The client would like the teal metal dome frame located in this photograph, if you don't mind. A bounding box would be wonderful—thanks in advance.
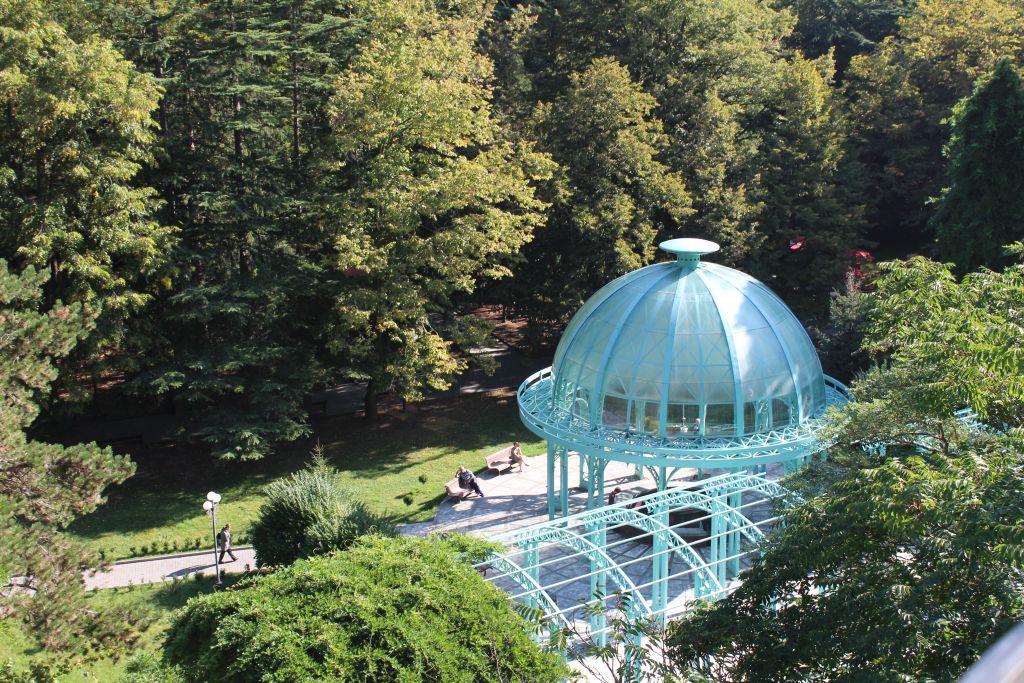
[517,238,851,518]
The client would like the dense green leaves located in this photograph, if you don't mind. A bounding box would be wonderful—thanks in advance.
[845,0,1024,243]
[667,253,1024,681]
[249,456,394,567]
[933,60,1024,271]
[163,536,570,682]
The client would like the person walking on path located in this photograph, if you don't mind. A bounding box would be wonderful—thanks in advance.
[456,466,484,498]
[218,523,238,562]
[509,441,529,472]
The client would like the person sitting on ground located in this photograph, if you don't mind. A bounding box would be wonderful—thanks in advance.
[456,465,484,498]
[509,441,528,472]
[607,486,622,506]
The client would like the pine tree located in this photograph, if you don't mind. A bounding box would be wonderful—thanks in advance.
[0,261,138,659]
[123,0,362,458]
[933,60,1024,272]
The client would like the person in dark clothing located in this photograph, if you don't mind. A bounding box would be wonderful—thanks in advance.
[456,466,484,498]
[608,487,622,506]
[217,523,238,562]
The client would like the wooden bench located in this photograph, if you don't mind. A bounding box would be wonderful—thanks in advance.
[445,478,470,501]
[485,447,514,475]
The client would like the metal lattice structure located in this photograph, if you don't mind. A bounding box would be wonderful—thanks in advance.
[480,472,797,645]
[517,238,851,518]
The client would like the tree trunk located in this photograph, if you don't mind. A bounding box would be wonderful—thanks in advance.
[364,381,378,422]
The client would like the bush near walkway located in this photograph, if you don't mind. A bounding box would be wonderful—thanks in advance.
[250,455,394,567]
[162,535,570,683]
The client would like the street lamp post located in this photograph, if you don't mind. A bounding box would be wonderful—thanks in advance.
[202,491,223,585]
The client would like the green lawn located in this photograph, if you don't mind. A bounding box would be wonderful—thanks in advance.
[69,391,544,560]
[1,576,241,681]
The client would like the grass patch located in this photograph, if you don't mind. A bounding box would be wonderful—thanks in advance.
[1,576,241,681]
[69,391,543,560]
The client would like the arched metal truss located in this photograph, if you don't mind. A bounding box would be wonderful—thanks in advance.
[519,368,849,519]
[479,472,794,648]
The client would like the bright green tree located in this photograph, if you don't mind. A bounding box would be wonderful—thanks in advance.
[933,60,1024,271]
[493,0,863,324]
[0,0,171,399]
[516,57,691,340]
[161,536,571,682]
[326,0,551,418]
[668,252,1024,680]
[0,262,138,660]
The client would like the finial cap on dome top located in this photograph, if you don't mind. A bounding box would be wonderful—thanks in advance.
[659,238,720,266]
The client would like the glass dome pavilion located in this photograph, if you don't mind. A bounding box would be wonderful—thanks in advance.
[517,238,850,518]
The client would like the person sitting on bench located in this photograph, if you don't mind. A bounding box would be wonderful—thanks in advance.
[509,441,529,472]
[456,466,484,498]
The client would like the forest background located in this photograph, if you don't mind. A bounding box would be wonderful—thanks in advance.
[4,0,1024,674]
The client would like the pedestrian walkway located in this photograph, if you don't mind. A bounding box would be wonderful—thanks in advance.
[85,546,256,590]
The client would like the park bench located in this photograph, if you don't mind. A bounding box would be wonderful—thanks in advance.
[484,446,515,475]
[445,478,471,501]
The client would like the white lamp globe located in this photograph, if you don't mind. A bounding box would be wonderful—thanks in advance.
[202,500,213,511]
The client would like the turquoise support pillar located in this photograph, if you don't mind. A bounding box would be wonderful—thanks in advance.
[579,452,588,491]
[727,491,742,578]
[559,445,569,518]
[589,521,608,646]
[546,442,556,520]
[651,503,669,623]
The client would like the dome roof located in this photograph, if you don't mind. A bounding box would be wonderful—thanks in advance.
[551,239,825,439]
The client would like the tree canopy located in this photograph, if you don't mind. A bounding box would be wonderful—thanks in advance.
[161,535,570,682]
[667,252,1024,681]
[933,60,1024,271]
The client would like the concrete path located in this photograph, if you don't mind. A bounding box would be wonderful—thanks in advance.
[85,546,256,590]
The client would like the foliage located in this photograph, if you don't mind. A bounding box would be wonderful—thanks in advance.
[933,60,1024,271]
[670,432,1024,681]
[325,0,552,417]
[515,57,691,339]
[811,274,876,382]
[0,262,138,659]
[546,592,681,683]
[0,0,169,326]
[249,454,394,567]
[487,0,864,327]
[845,0,1024,244]
[162,535,570,682]
[778,0,916,73]
[865,251,1024,427]
[667,253,1024,680]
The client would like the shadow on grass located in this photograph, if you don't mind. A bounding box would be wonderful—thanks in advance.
[69,393,538,541]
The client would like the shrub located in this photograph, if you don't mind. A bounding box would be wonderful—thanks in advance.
[163,536,569,682]
[249,457,394,567]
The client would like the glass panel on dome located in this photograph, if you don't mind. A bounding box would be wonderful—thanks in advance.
[667,404,701,436]
[705,404,735,436]
[744,400,771,434]
[772,397,792,428]
[629,400,660,434]
[571,388,590,420]
[603,395,628,429]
